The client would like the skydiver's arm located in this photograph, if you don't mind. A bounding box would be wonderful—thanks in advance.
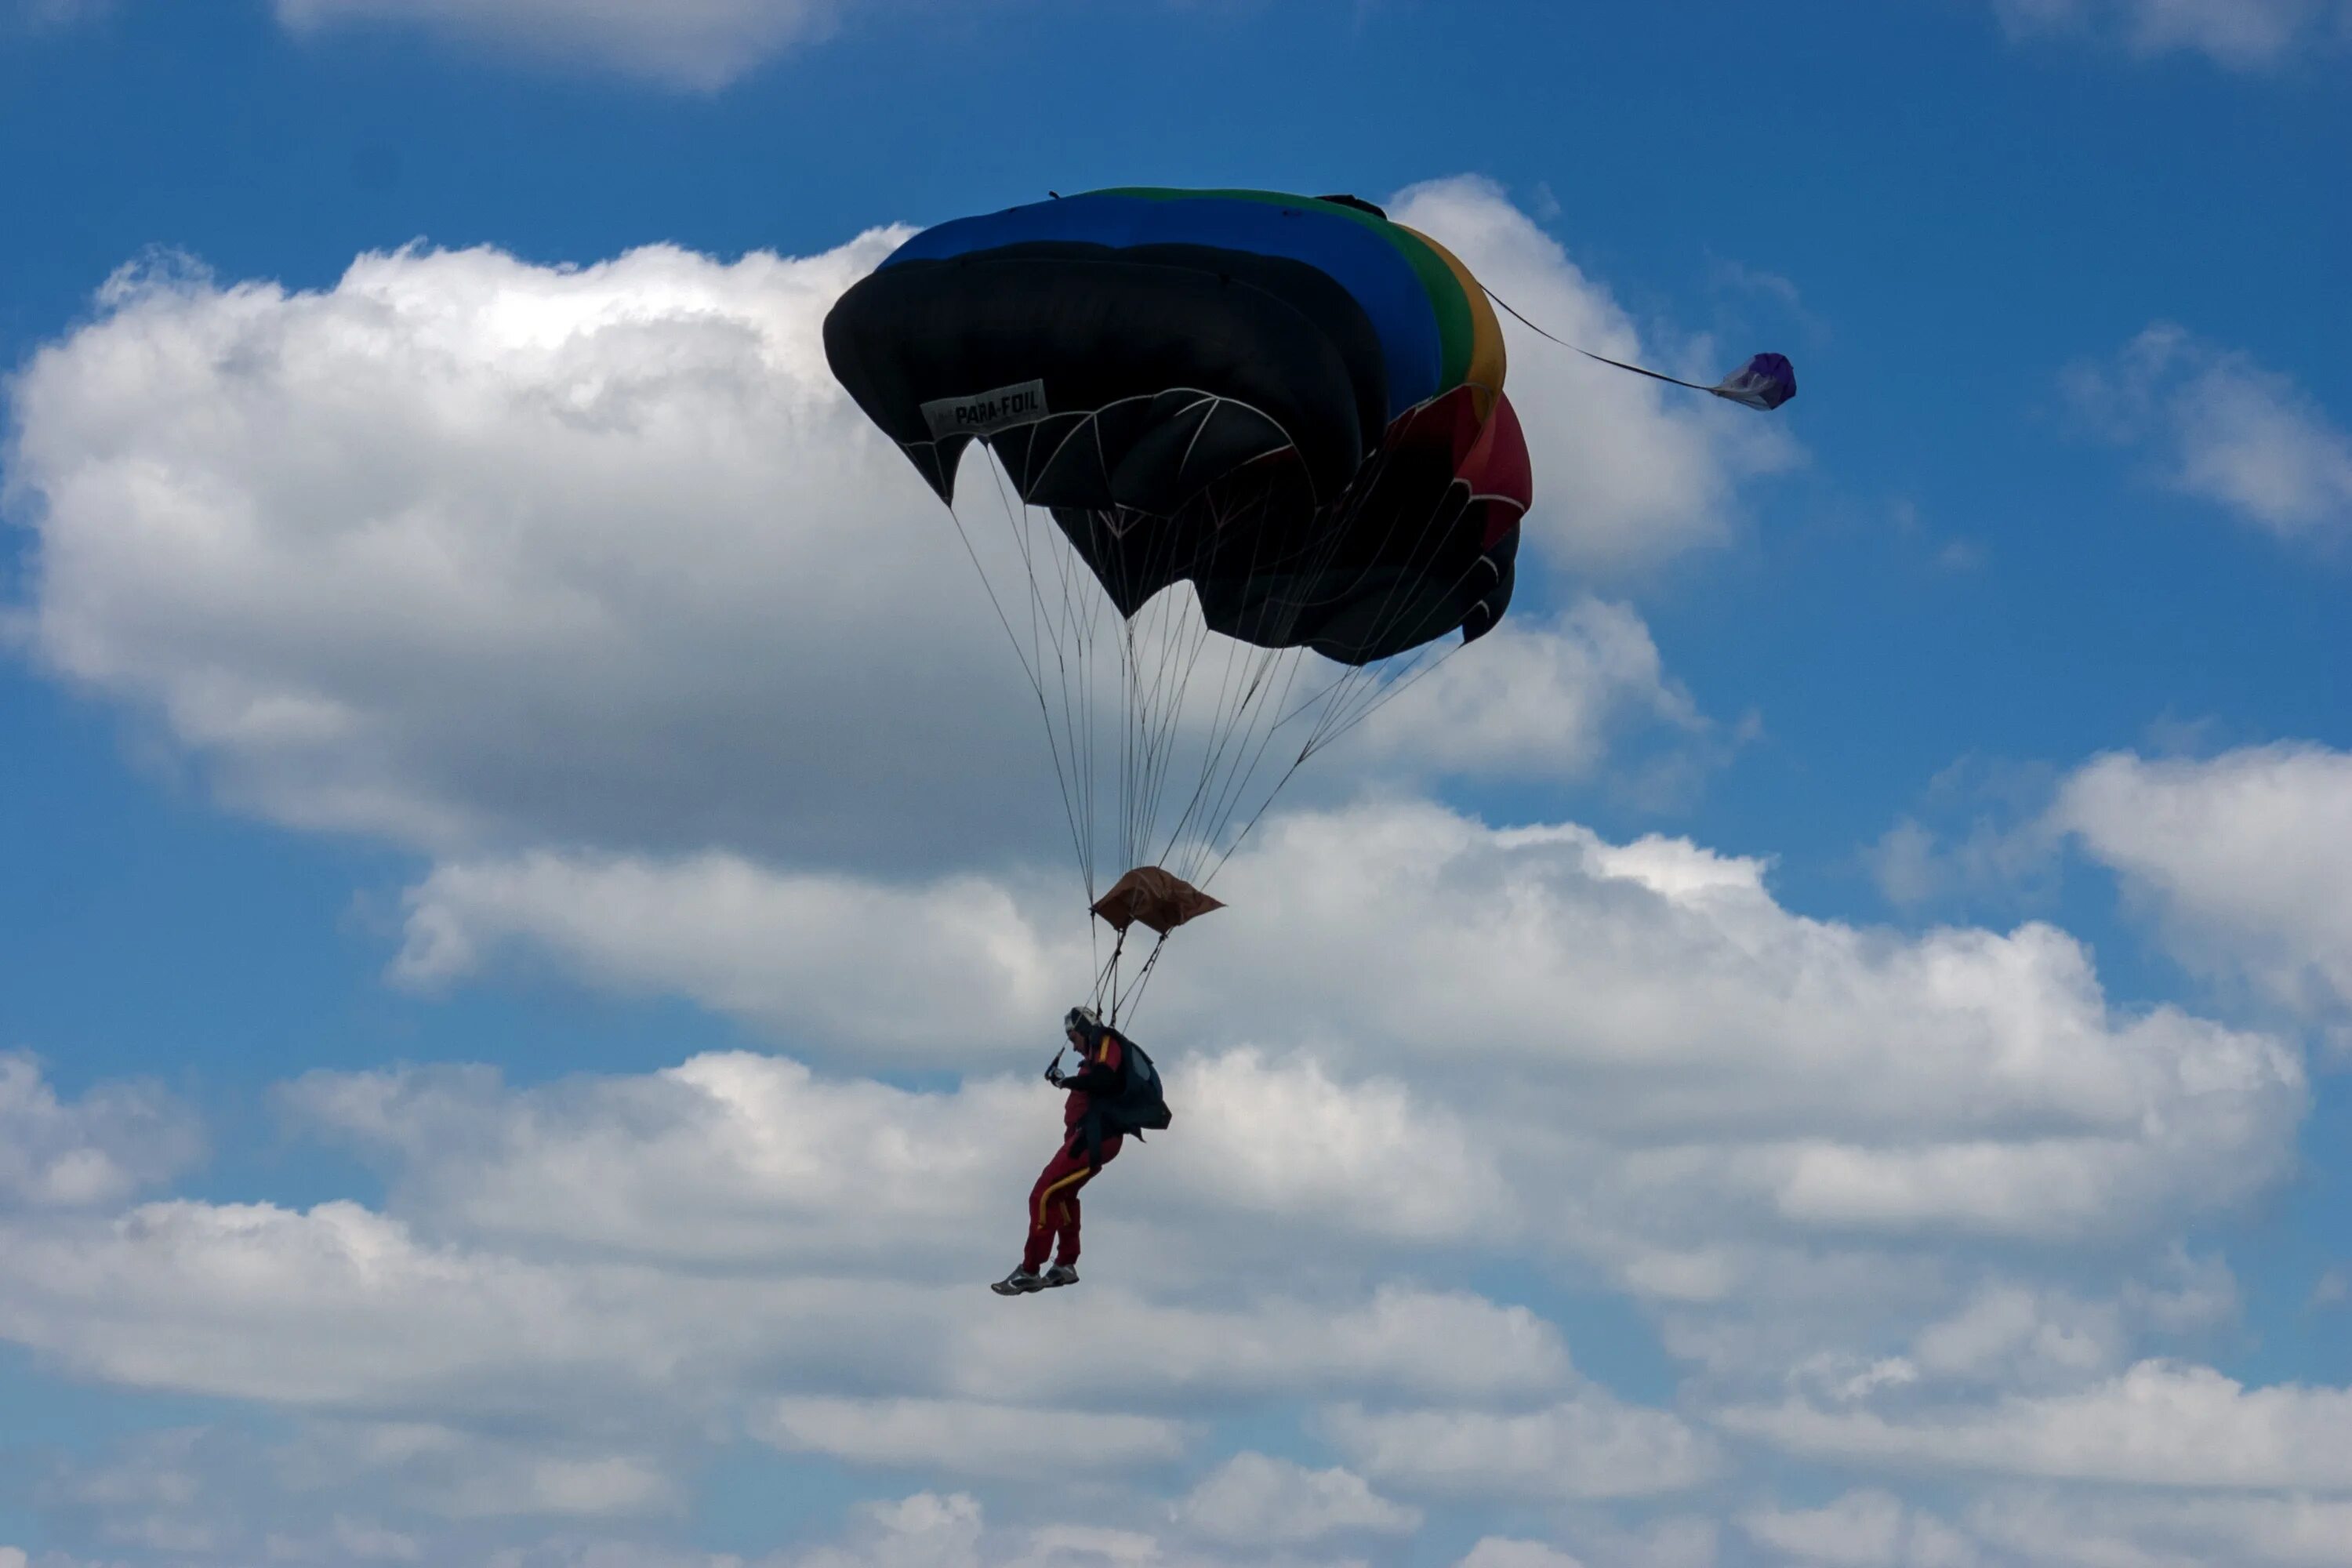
[1057,1058,1120,1094]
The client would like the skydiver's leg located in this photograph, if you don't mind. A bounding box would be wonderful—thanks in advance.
[1051,1134,1121,1269]
[1022,1143,1091,1275]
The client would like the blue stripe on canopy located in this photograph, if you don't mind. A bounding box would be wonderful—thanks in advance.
[880,193,1441,418]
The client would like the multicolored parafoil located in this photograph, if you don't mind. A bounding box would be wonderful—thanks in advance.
[826,187,1530,668]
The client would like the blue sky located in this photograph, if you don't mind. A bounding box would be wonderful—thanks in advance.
[3,2,2350,1566]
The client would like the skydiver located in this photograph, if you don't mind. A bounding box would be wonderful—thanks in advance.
[993,1005,1131,1296]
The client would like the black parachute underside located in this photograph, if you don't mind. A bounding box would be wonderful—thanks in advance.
[827,242,1383,508]
[824,235,1518,666]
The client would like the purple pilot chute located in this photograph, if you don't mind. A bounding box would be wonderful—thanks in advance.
[1711,352,1797,411]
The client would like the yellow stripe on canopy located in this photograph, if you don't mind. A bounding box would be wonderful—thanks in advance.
[1399,226,1507,419]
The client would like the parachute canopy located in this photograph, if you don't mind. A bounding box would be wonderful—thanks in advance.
[824,187,1527,668]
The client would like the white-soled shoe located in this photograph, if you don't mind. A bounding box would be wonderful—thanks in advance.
[1042,1264,1080,1288]
[991,1268,1048,1296]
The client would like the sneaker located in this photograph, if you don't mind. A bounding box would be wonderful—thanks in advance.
[1042,1264,1080,1288]
[990,1268,1048,1296]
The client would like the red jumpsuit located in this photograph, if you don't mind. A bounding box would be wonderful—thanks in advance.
[1022,1030,1126,1274]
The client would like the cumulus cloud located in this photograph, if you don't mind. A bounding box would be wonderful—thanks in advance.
[754,1397,1186,1476]
[1993,0,2352,67]
[0,1197,800,1417]
[1142,806,2300,1270]
[1454,1544,1585,1568]
[30,1419,681,1568]
[389,854,1076,1056]
[2,231,1061,869]
[0,1054,204,1209]
[1969,1490,2352,1567]
[1322,1392,1720,1500]
[2067,325,2352,545]
[1173,1453,1419,1544]
[282,1047,1501,1272]
[2,798,2292,1555]
[1351,598,1710,782]
[285,1422,681,1519]
[273,0,846,89]
[1739,1490,1979,1568]
[789,1491,987,1568]
[0,1185,1568,1433]
[1719,1359,2352,1489]
[379,797,2304,1270]
[2051,744,2352,1027]
[1895,1268,2244,1393]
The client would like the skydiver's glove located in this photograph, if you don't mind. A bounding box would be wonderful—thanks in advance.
[1045,1063,1066,1086]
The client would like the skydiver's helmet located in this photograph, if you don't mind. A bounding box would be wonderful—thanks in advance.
[1065,1005,1102,1043]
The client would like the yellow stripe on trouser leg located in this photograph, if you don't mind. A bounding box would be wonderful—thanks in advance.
[1036,1166,1091,1229]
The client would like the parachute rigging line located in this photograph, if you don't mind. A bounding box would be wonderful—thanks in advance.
[955,437,1484,1029]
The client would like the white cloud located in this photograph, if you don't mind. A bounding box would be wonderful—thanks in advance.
[2067,325,2352,544]
[30,1421,658,1564]
[1865,818,1947,908]
[1454,1543,1584,1568]
[0,1184,1568,1432]
[1149,1050,1497,1243]
[1388,178,1801,573]
[1907,1285,2125,1390]
[283,1051,1033,1265]
[1740,1490,1980,1568]
[3,230,1052,869]
[1994,0,2351,67]
[1174,1453,1419,1544]
[0,1197,795,1414]
[280,1423,683,1519]
[2053,744,2352,1025]
[1970,1490,2352,1568]
[0,1054,204,1210]
[754,1397,1186,1476]
[282,1047,1501,1272]
[273,0,844,89]
[1323,1391,1719,1500]
[1351,598,1710,782]
[793,1492,986,1568]
[389,853,1074,1058]
[378,796,2305,1269]
[946,1284,1573,1410]
[1719,1359,2352,1489]
[1161,804,2303,1263]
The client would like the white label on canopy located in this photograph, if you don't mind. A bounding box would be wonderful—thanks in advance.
[921,379,1051,440]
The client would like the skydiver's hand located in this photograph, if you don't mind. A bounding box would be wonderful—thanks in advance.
[1045,1064,1066,1086]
